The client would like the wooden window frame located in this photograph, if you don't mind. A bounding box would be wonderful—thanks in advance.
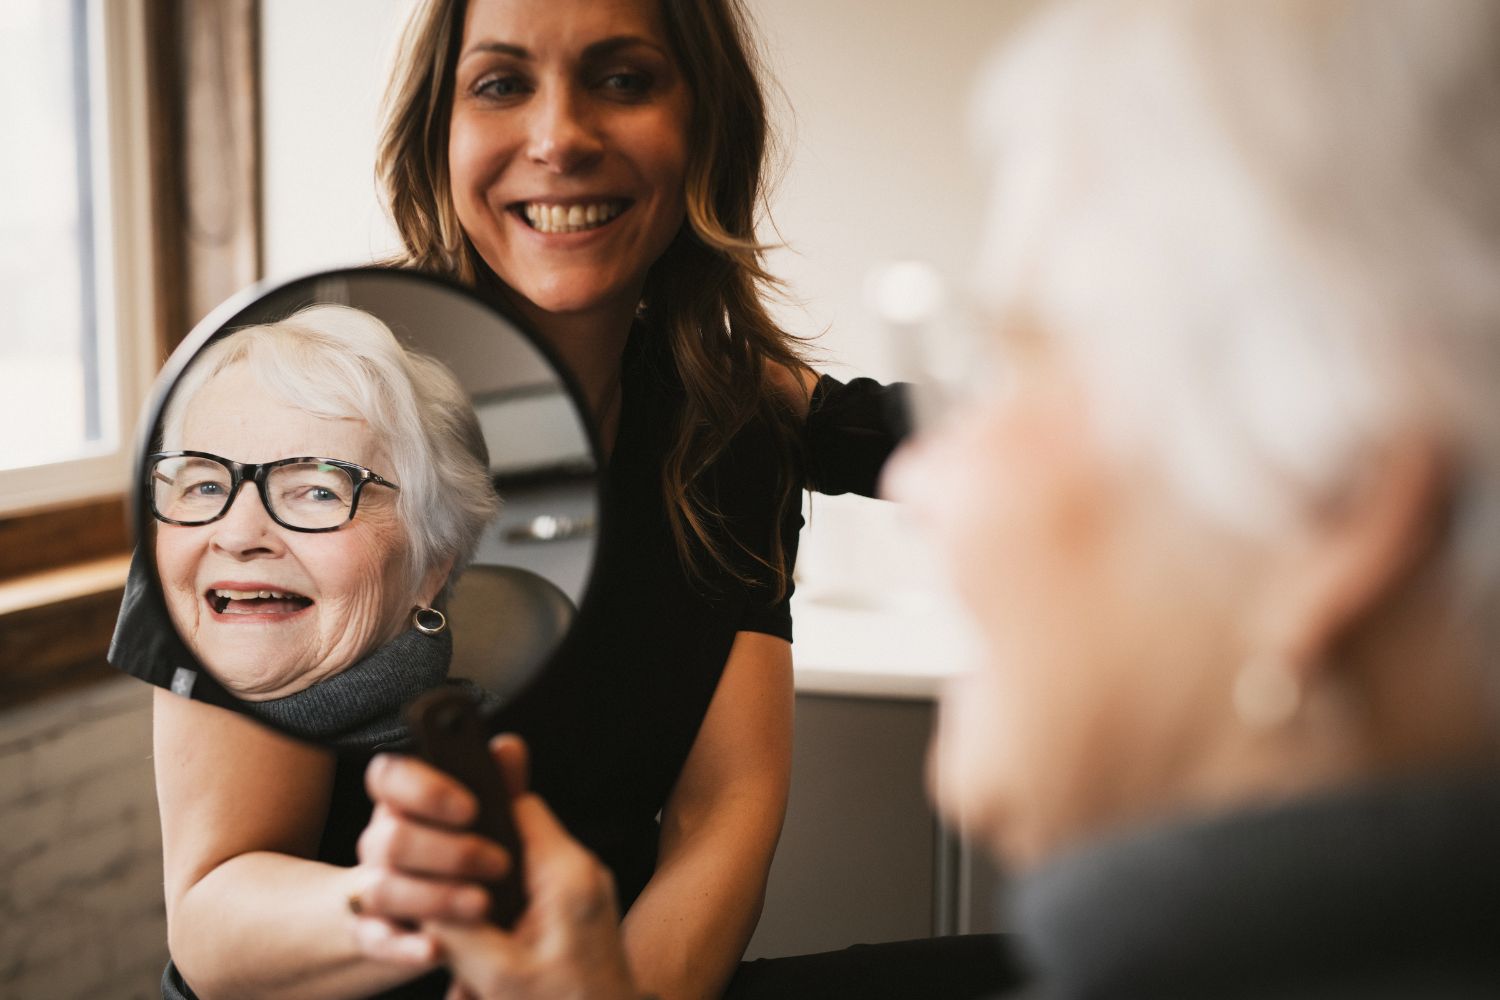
[1,0,261,709]
[0,0,159,523]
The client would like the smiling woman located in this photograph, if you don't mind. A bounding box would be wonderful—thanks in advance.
[149,1,914,998]
[152,382,413,702]
[146,304,498,707]
[381,0,814,578]
[353,4,924,999]
[146,306,495,704]
[446,2,694,323]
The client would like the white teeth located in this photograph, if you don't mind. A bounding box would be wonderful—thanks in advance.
[212,588,302,600]
[522,201,623,234]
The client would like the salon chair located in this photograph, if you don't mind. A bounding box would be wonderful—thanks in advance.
[447,564,576,701]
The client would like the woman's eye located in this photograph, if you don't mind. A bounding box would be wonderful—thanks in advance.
[276,481,344,504]
[600,70,653,97]
[189,481,225,497]
[288,485,345,504]
[474,74,530,100]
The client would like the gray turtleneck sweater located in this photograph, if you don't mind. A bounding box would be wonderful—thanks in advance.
[1008,771,1500,999]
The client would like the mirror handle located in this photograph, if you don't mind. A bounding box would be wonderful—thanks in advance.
[403,688,527,928]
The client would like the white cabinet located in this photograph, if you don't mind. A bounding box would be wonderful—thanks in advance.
[746,691,1007,960]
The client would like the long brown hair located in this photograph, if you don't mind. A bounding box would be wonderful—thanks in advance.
[377,0,811,597]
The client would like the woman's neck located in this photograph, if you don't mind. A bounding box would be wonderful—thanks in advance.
[508,294,636,455]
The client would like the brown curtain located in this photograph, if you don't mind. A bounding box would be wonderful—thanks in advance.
[148,0,262,353]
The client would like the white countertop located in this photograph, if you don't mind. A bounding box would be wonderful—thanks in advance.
[789,591,979,701]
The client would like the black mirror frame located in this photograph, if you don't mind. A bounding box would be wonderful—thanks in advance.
[115,265,607,718]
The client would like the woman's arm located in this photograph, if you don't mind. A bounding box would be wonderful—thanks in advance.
[154,690,475,999]
[617,630,794,1000]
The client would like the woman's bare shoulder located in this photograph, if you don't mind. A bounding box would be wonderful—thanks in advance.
[764,360,819,420]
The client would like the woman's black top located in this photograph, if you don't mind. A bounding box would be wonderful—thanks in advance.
[320,337,909,896]
[301,336,909,999]
[478,326,806,905]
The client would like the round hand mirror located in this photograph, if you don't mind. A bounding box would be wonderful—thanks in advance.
[109,267,601,750]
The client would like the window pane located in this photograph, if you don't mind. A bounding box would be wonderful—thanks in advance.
[0,0,108,473]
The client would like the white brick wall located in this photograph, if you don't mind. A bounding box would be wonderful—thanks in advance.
[1,677,168,999]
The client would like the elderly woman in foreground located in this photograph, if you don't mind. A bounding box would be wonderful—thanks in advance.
[148,304,504,998]
[893,0,1500,993]
[358,0,1500,997]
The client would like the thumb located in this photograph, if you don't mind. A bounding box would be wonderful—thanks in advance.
[487,734,530,799]
[510,793,621,924]
[510,791,573,858]
[443,982,479,1000]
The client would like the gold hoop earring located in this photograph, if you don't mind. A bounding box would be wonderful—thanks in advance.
[1232,653,1303,730]
[412,606,447,636]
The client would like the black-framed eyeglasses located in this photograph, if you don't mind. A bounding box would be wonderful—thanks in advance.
[146,451,400,532]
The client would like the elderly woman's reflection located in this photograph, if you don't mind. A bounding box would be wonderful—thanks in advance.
[151,305,504,996]
[151,305,496,712]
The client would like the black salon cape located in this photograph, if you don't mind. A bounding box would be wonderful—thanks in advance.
[306,344,909,999]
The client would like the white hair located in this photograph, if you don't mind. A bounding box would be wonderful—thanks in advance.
[160,304,500,592]
[973,0,1500,651]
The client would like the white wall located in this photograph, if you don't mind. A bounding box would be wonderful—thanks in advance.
[747,0,1043,602]
[260,0,414,279]
[754,0,1042,379]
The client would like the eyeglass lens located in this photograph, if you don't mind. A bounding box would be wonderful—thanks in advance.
[150,455,359,530]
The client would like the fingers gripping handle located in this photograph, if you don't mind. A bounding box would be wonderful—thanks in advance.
[403,688,526,928]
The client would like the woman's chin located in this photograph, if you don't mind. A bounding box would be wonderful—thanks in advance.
[508,271,638,321]
[201,653,329,702]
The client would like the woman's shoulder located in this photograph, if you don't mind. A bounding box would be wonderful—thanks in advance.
[764,360,819,420]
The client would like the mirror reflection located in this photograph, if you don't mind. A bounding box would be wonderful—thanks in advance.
[113,268,599,744]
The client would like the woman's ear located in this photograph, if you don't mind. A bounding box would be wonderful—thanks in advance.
[1258,431,1449,683]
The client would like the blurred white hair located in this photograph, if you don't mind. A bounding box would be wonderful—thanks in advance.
[973,0,1500,645]
[160,304,500,593]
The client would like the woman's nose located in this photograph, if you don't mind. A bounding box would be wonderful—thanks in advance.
[525,86,604,174]
[208,485,283,557]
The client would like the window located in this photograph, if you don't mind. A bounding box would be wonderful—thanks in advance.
[0,0,156,516]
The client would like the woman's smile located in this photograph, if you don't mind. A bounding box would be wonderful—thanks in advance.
[154,364,417,700]
[204,581,316,619]
[509,197,632,235]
